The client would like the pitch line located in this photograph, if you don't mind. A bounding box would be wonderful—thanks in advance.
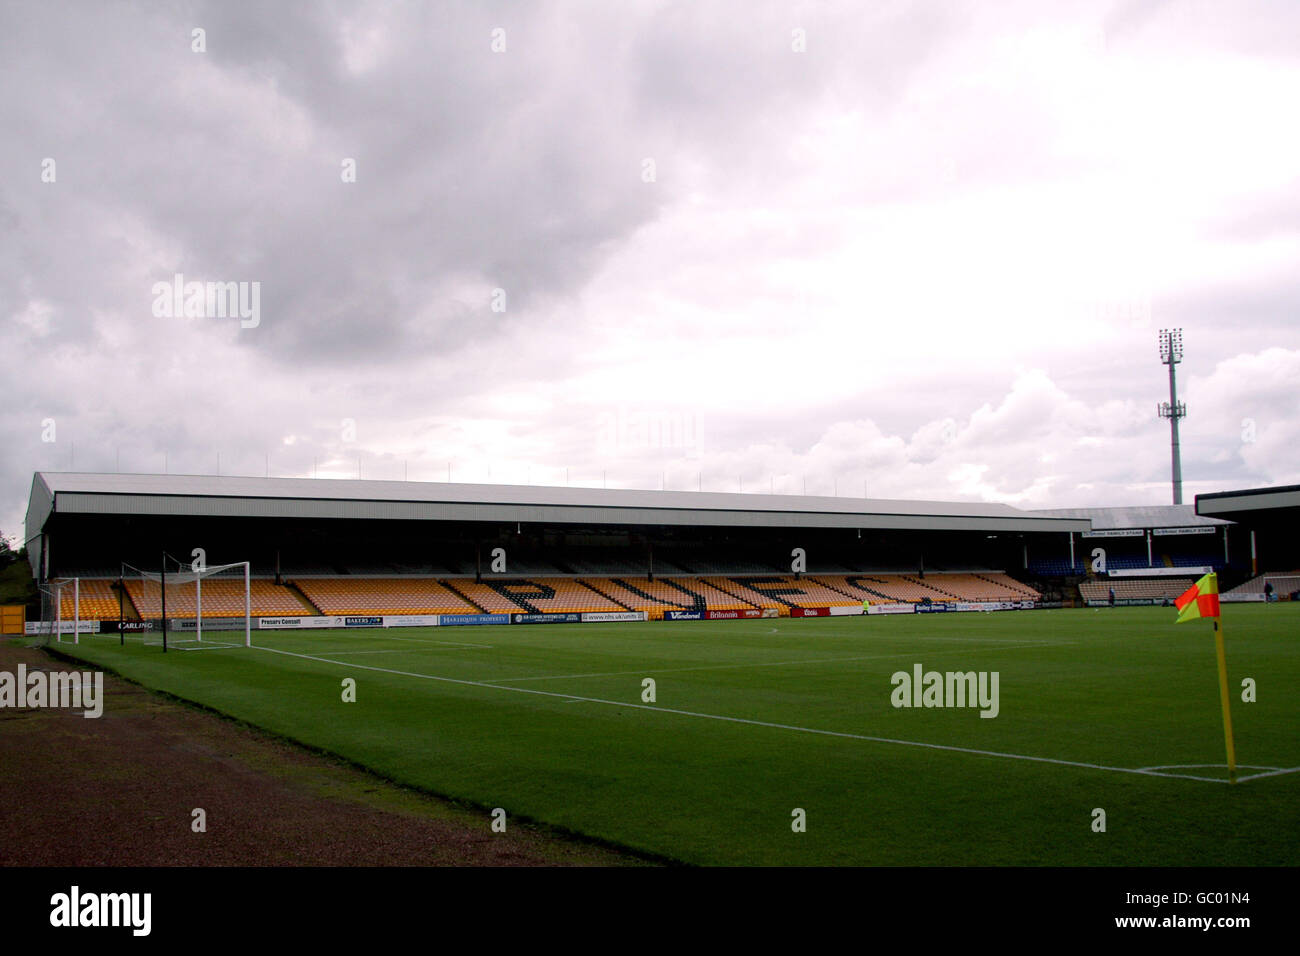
[1234,766,1300,782]
[251,645,1268,785]
[479,640,1063,684]
[1136,764,1300,783]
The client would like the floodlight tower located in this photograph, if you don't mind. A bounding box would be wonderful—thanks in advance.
[1157,328,1186,504]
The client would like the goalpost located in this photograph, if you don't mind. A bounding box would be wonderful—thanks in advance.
[37,578,81,645]
[122,559,251,651]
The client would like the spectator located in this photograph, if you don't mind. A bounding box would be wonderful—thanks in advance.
[1264,581,1274,603]
[1108,587,1115,607]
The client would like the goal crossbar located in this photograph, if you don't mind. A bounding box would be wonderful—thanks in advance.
[39,578,82,645]
[123,560,252,650]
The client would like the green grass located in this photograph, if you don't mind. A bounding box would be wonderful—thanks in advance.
[46,605,1300,865]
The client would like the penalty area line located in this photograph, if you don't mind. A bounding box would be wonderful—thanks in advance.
[252,645,1250,785]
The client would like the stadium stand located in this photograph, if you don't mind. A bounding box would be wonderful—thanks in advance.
[886,572,1037,601]
[1028,558,1084,576]
[803,573,1041,604]
[124,579,315,619]
[577,577,760,617]
[853,575,958,603]
[1223,572,1300,599]
[56,579,129,620]
[936,572,1038,600]
[293,578,478,616]
[486,578,625,614]
[721,576,862,610]
[1077,578,1193,604]
[53,571,1046,622]
[587,577,701,616]
[678,578,762,611]
[444,578,626,614]
[38,473,1300,634]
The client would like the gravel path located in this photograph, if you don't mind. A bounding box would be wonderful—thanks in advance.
[0,639,640,866]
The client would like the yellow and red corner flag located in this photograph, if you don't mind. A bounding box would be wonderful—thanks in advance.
[1174,571,1220,623]
[1173,571,1237,782]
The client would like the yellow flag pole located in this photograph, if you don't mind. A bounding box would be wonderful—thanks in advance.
[1212,618,1237,784]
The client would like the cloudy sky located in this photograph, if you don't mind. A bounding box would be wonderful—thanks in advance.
[3,0,1299,545]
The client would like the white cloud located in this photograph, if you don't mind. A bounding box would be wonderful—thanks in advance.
[4,0,1300,539]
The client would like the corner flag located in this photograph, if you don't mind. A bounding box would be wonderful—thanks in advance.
[1174,572,1220,623]
[1173,571,1236,783]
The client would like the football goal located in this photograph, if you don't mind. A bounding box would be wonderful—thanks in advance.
[37,577,83,644]
[122,558,252,651]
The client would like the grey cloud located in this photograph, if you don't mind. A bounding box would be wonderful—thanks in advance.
[4,0,1300,538]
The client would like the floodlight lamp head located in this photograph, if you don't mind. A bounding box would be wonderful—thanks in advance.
[1158,327,1183,364]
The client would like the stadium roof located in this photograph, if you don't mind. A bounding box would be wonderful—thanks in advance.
[26,472,1090,536]
[1196,484,1300,522]
[1028,504,1230,531]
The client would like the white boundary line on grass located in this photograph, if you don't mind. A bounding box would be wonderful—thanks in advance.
[251,645,1294,785]
[1136,764,1300,783]
[1234,767,1300,782]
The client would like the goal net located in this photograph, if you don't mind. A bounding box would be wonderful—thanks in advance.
[36,578,82,645]
[123,559,251,650]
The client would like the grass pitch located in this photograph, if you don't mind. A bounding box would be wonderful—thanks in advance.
[48,605,1300,865]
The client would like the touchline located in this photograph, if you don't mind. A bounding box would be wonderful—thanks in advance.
[0,664,103,718]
